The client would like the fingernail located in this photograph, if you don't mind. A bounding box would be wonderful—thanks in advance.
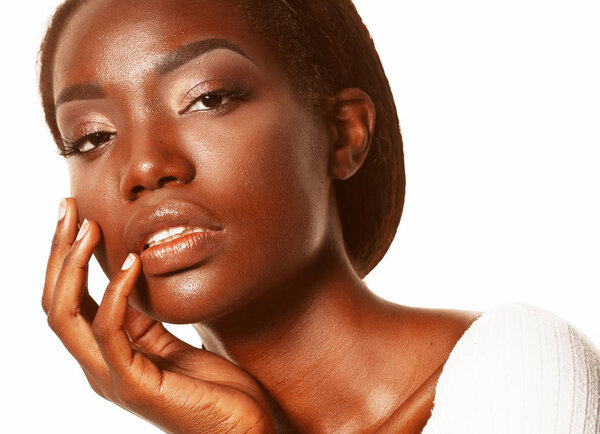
[76,219,90,241]
[58,198,66,221]
[122,253,136,270]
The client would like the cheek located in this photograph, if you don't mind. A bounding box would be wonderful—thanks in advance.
[190,103,328,216]
[68,163,125,275]
[182,101,331,266]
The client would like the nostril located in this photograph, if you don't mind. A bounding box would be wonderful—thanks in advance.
[158,176,179,188]
[126,176,183,200]
[131,185,144,197]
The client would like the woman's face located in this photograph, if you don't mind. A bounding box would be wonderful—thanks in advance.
[53,0,335,323]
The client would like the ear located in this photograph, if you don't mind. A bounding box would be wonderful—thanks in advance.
[328,88,376,180]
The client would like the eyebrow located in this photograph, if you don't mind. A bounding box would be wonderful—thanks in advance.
[55,38,252,107]
[155,38,254,75]
[55,83,105,107]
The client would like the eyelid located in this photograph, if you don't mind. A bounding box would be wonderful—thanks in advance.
[180,78,250,109]
[59,120,117,157]
[64,121,116,142]
[60,131,116,158]
[181,79,228,104]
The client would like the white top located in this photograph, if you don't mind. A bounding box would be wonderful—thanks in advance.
[422,304,600,434]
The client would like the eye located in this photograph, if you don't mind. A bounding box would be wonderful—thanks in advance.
[186,92,231,112]
[61,131,116,156]
[77,132,115,152]
[180,80,250,115]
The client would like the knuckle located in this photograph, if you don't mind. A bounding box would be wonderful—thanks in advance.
[41,296,50,314]
[47,309,78,336]
[48,301,81,331]
[87,380,106,399]
[46,310,64,334]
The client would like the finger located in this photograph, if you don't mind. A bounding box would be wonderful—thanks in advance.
[49,218,99,326]
[42,197,79,313]
[47,218,109,382]
[93,254,148,379]
[124,306,196,356]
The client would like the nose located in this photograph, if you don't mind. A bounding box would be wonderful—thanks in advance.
[119,126,195,201]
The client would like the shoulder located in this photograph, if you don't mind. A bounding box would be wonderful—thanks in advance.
[422,303,600,434]
[446,303,599,367]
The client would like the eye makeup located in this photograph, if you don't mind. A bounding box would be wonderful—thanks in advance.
[165,47,262,116]
[60,121,116,157]
[56,50,261,158]
[179,78,252,115]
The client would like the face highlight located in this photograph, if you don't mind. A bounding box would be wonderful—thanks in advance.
[53,0,337,324]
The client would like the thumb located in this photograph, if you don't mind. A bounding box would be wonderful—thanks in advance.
[124,305,195,355]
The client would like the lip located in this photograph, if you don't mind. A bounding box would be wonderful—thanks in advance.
[124,199,225,276]
[141,229,224,275]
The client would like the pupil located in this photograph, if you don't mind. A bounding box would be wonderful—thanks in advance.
[201,94,223,108]
[90,132,109,145]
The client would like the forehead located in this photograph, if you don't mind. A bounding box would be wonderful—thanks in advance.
[52,0,280,100]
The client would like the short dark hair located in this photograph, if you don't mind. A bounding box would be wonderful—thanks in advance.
[38,0,405,277]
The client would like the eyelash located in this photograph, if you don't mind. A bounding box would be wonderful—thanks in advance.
[180,81,250,115]
[60,131,116,157]
[59,82,250,158]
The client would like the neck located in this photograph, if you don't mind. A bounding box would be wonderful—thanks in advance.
[193,244,406,432]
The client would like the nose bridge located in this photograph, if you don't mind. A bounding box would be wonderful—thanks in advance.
[119,118,195,201]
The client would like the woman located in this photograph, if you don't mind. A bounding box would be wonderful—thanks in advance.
[39,0,600,432]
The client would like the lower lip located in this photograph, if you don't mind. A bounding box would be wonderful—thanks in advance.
[140,230,224,276]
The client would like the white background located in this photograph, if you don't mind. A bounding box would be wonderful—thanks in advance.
[2,1,598,432]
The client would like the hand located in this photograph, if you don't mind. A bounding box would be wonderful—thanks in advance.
[42,198,275,434]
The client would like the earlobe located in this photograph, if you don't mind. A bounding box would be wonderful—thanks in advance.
[328,88,376,180]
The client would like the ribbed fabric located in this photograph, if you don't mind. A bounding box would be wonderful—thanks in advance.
[422,304,600,434]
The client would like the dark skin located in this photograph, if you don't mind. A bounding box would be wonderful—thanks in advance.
[42,1,479,432]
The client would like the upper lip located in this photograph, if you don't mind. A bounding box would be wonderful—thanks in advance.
[124,199,223,254]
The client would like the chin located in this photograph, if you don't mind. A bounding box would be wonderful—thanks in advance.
[130,265,253,325]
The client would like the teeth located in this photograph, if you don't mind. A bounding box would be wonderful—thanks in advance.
[169,227,185,237]
[144,226,207,250]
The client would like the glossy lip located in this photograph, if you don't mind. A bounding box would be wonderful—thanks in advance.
[144,225,210,249]
[141,229,225,276]
[124,199,225,276]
